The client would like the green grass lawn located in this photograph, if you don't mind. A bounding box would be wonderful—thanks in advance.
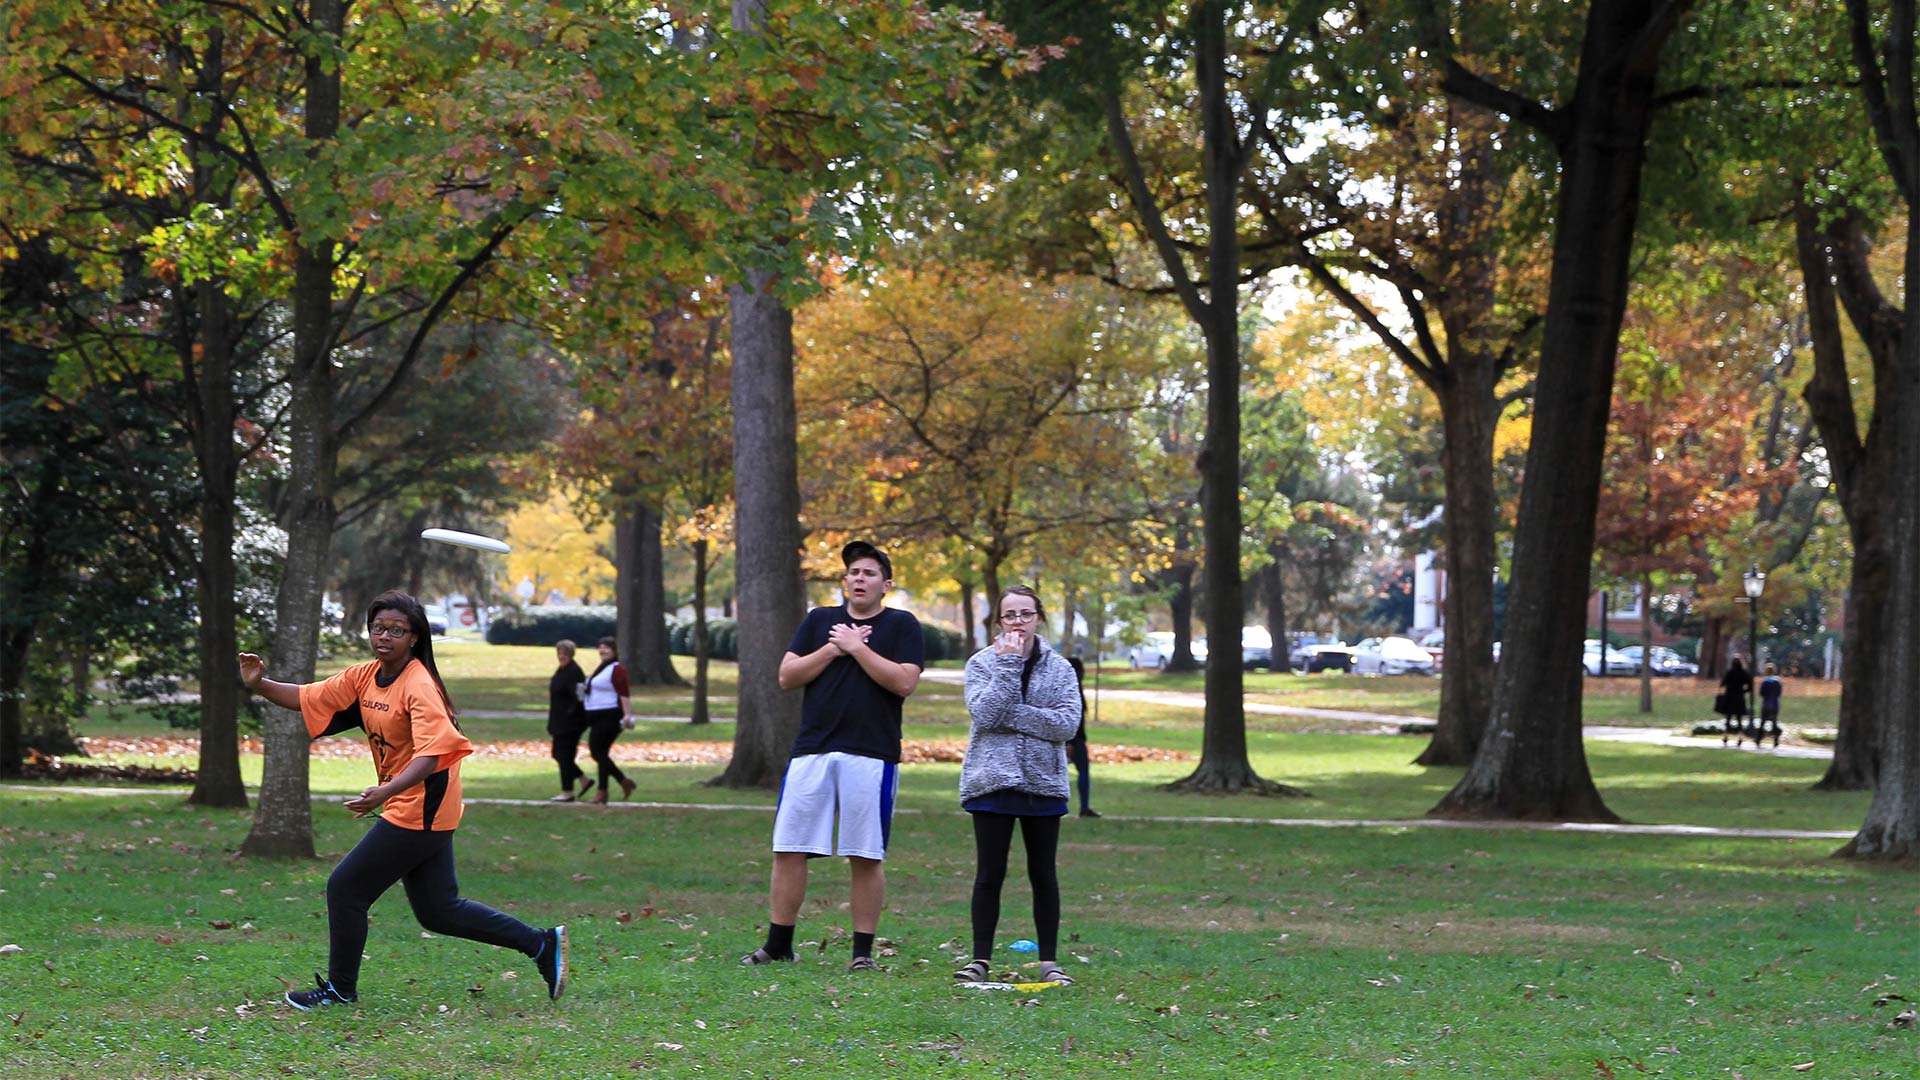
[1,781,1909,1080]
[7,639,1908,1079]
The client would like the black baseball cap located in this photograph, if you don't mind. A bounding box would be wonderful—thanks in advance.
[841,540,892,580]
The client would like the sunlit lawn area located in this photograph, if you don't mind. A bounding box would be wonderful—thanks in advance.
[0,775,1906,1079]
[12,641,1905,1078]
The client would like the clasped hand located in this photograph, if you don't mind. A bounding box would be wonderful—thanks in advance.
[827,622,873,655]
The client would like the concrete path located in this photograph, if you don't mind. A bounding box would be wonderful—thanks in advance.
[0,784,1855,841]
[927,667,1834,760]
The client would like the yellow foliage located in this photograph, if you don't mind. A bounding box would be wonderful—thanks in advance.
[501,489,615,604]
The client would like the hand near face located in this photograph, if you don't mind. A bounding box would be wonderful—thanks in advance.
[993,628,1031,656]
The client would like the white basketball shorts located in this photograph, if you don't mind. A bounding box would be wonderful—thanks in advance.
[770,751,899,861]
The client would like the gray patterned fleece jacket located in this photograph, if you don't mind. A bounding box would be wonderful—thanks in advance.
[958,639,1083,802]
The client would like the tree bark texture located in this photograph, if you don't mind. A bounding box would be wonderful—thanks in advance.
[636,502,685,686]
[1433,0,1684,821]
[690,538,711,725]
[1415,374,1501,766]
[716,268,804,787]
[187,275,247,809]
[1262,558,1286,674]
[240,0,346,857]
[1163,2,1291,795]
[1836,0,1920,858]
[1796,199,1891,792]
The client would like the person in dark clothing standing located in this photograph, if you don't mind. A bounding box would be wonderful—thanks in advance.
[238,590,567,1009]
[1757,663,1784,748]
[741,540,924,972]
[1064,656,1100,818]
[547,640,592,802]
[1719,655,1754,746]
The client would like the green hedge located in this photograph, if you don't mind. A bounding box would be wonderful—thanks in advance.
[485,605,618,646]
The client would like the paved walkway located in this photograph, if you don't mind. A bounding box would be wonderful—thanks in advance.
[0,784,1854,840]
[925,668,1832,759]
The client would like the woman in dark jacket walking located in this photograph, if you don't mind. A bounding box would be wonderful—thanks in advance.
[547,640,592,801]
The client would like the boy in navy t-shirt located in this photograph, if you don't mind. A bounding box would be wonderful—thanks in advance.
[742,540,924,971]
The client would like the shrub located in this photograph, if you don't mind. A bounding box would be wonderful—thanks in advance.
[920,620,966,663]
[485,605,618,646]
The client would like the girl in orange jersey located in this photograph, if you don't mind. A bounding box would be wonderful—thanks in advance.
[239,590,567,1009]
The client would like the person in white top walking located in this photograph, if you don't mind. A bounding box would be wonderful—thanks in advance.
[580,636,634,803]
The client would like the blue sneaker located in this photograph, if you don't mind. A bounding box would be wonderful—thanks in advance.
[536,925,568,1001]
[285,973,355,1010]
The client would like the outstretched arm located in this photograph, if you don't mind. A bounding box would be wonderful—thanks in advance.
[238,652,302,712]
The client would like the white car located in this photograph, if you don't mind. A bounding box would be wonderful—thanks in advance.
[1582,640,1635,676]
[1351,636,1438,675]
[1126,631,1207,669]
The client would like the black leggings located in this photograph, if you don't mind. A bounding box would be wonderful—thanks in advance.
[584,707,629,791]
[325,819,543,997]
[551,720,586,791]
[970,812,1062,961]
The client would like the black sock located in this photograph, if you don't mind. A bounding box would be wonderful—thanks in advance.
[764,922,795,958]
[852,931,875,959]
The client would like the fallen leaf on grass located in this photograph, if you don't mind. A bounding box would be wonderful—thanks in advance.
[466,984,486,995]
[1790,1064,1814,1072]
[693,1019,707,1030]
[1892,1010,1916,1029]
[653,1042,684,1051]
[1594,1060,1616,1080]
[1154,1005,1180,1016]
[208,920,234,930]
[0,944,22,955]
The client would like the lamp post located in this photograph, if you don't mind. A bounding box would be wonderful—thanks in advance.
[1742,566,1766,734]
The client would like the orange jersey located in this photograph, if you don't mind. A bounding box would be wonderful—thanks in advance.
[300,658,473,831]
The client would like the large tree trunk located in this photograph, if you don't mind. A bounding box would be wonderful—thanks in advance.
[1161,558,1197,670]
[1796,198,1889,792]
[690,538,711,725]
[1638,571,1654,713]
[240,0,345,857]
[634,502,685,686]
[714,265,804,788]
[1262,557,1286,673]
[1433,1,1682,821]
[1415,372,1500,765]
[1835,0,1920,858]
[187,277,247,809]
[1160,1,1294,795]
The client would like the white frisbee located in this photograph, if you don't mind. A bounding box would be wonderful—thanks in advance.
[420,528,511,554]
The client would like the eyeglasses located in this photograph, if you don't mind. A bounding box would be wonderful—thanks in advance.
[999,611,1040,624]
[368,624,413,639]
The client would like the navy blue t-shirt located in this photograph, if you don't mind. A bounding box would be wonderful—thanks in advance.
[786,604,925,763]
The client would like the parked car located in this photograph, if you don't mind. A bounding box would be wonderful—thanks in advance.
[1290,639,1356,673]
[1581,639,1636,676]
[1617,644,1699,677]
[1127,631,1207,669]
[424,605,450,637]
[1351,636,1437,676]
[1416,629,1445,669]
[1240,626,1274,670]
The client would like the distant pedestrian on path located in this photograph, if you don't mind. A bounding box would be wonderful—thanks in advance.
[1718,655,1754,746]
[547,640,591,801]
[1756,663,1784,748]
[741,540,924,973]
[237,590,566,1010]
[953,585,1081,987]
[581,636,635,803]
[1065,656,1100,818]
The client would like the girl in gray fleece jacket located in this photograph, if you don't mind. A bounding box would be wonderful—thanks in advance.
[954,585,1082,986]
